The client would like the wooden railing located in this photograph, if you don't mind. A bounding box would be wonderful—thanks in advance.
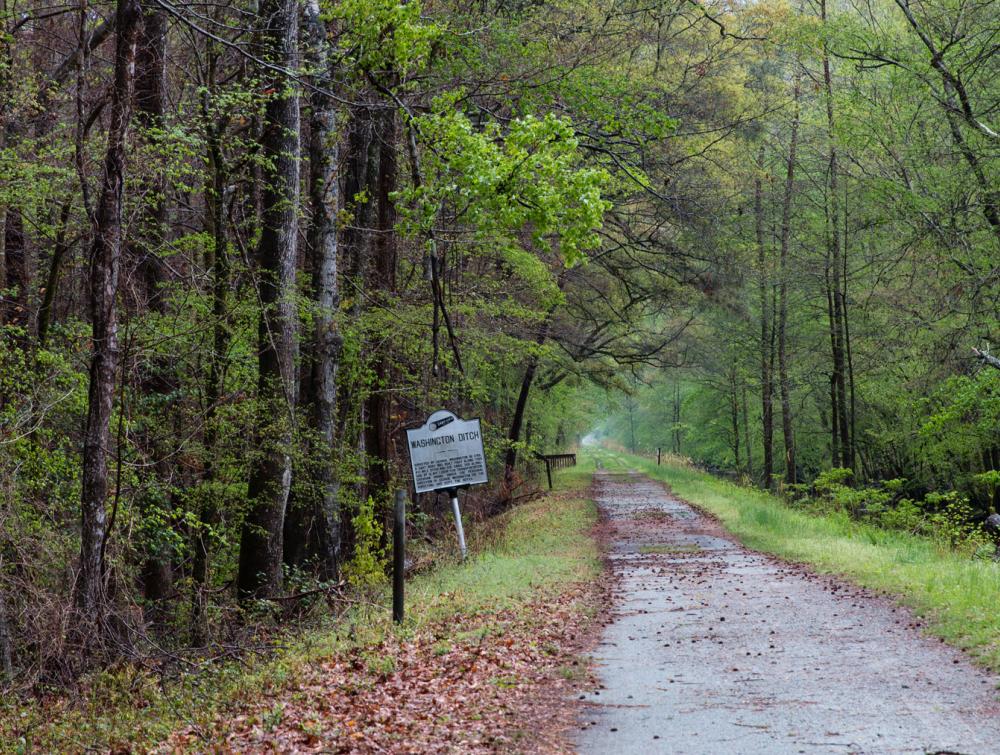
[534,453,577,489]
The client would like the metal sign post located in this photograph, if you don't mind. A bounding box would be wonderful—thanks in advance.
[447,488,468,559]
[406,410,488,561]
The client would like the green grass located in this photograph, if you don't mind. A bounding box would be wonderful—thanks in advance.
[0,466,599,754]
[588,448,1000,671]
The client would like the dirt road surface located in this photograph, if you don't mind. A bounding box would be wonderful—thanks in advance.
[574,472,1000,755]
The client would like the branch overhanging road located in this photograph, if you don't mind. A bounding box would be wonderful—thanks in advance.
[575,471,1000,755]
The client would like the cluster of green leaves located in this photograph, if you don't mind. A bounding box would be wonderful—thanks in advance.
[331,0,441,75]
[401,95,611,273]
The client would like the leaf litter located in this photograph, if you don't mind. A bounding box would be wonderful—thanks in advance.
[165,581,608,753]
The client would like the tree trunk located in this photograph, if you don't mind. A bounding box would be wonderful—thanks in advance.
[134,4,173,624]
[777,76,800,487]
[843,183,858,473]
[296,0,342,581]
[826,278,840,464]
[2,210,28,334]
[742,382,752,478]
[76,0,142,621]
[237,0,300,602]
[821,0,851,470]
[755,145,775,489]
[505,309,556,480]
[365,106,399,520]
[730,368,741,472]
[673,382,682,454]
[191,71,229,642]
[37,202,73,347]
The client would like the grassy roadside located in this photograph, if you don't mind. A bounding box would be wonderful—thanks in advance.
[1,466,600,753]
[590,448,1000,672]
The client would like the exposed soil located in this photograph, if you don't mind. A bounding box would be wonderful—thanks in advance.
[574,471,1000,755]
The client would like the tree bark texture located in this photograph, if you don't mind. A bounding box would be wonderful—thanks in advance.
[77,0,142,619]
[237,0,300,602]
[297,0,342,581]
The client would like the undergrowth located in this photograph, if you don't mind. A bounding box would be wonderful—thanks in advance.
[0,464,598,753]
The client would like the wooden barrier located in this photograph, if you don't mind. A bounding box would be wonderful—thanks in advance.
[534,453,577,489]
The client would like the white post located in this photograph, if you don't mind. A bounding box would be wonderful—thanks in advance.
[450,492,467,559]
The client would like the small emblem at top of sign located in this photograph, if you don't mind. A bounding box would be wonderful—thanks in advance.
[431,415,455,430]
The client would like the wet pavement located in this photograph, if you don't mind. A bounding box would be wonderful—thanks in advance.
[574,471,1000,755]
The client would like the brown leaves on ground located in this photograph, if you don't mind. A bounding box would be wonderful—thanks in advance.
[165,583,606,754]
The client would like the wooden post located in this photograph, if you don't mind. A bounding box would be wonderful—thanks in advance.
[545,458,553,490]
[657,447,661,466]
[392,489,405,623]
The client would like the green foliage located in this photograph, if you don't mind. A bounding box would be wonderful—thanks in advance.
[0,473,599,750]
[331,0,441,75]
[342,497,388,589]
[401,94,612,270]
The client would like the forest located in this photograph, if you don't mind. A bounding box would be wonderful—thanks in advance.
[0,0,998,695]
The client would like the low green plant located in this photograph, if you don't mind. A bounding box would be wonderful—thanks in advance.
[342,496,389,588]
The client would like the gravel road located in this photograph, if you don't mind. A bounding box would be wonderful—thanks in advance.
[574,471,1000,755]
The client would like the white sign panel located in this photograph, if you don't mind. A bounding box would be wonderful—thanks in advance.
[406,410,488,494]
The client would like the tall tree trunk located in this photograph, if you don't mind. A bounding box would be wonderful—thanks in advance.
[777,77,800,487]
[755,144,775,489]
[826,278,840,464]
[289,0,342,581]
[730,368,741,472]
[365,106,399,519]
[134,7,168,311]
[843,182,858,473]
[742,382,752,478]
[37,202,73,347]
[76,0,142,621]
[505,353,543,477]
[237,0,300,602]
[504,307,557,480]
[331,107,377,565]
[133,4,172,623]
[821,0,851,470]
[673,382,682,454]
[191,74,229,642]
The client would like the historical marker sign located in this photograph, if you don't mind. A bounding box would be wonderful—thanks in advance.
[406,410,488,494]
